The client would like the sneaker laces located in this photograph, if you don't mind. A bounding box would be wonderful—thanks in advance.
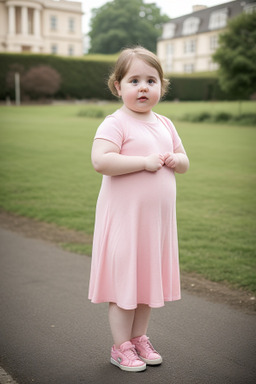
[123,345,140,361]
[141,338,156,353]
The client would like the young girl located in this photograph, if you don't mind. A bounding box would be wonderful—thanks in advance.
[88,46,189,372]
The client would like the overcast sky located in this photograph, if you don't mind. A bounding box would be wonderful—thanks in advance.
[80,0,234,33]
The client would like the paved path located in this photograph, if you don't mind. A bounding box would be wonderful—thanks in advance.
[0,228,255,384]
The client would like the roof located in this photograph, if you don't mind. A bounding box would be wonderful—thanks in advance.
[159,0,256,40]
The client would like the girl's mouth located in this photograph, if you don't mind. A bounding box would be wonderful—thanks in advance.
[138,96,148,101]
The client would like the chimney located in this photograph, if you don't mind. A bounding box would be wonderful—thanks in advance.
[193,5,207,12]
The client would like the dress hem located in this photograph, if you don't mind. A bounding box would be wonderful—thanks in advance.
[88,296,181,310]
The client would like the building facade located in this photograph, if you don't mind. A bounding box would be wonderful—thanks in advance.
[0,0,83,56]
[157,0,256,74]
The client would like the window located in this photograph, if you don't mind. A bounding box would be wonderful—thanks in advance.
[166,60,173,73]
[184,63,194,73]
[210,35,218,51]
[166,43,174,56]
[244,3,256,14]
[22,46,31,52]
[166,43,174,72]
[184,39,196,54]
[51,44,58,54]
[182,17,200,35]
[68,18,75,32]
[162,23,176,39]
[209,9,228,30]
[50,15,57,31]
[68,45,74,56]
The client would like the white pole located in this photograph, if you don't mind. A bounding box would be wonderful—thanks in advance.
[15,72,20,106]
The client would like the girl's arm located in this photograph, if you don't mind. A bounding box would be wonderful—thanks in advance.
[92,139,164,176]
[164,144,189,174]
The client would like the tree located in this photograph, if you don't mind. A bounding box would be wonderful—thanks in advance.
[89,0,169,54]
[213,11,256,101]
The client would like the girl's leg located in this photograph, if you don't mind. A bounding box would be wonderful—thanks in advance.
[131,305,162,365]
[131,304,151,339]
[108,303,151,347]
[108,303,135,348]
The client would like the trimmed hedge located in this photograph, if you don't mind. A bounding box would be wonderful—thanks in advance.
[0,53,116,101]
[0,53,232,101]
[164,76,230,101]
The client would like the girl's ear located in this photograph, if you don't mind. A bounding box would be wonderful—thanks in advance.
[114,81,122,96]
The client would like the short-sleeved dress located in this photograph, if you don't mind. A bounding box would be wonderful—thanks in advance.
[88,109,182,310]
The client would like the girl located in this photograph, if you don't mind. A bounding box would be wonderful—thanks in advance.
[88,46,189,372]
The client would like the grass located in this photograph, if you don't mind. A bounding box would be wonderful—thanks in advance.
[174,123,255,291]
[156,100,256,121]
[0,101,255,292]
[77,100,256,125]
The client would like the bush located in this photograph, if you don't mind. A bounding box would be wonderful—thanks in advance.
[7,65,61,99]
[214,112,232,122]
[178,111,256,126]
[0,53,115,101]
[234,113,256,126]
[77,107,105,118]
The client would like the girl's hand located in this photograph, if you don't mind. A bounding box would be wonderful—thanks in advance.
[145,154,164,172]
[163,152,179,169]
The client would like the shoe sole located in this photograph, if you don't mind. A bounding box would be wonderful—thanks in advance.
[110,358,146,372]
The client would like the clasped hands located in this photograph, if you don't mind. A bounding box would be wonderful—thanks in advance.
[145,152,179,172]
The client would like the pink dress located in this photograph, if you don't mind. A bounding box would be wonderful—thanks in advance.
[88,109,182,310]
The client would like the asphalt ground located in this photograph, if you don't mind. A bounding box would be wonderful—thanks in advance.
[0,228,255,384]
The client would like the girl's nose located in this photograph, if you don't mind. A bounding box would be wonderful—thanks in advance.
[139,82,149,92]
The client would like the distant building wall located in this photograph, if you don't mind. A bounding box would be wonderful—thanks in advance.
[0,0,83,56]
[157,0,256,73]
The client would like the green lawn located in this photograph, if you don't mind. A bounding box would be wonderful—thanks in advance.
[0,102,255,292]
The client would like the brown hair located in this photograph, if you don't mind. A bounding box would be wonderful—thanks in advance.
[108,46,169,98]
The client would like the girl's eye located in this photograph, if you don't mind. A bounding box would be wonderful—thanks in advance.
[148,79,155,84]
[131,79,138,84]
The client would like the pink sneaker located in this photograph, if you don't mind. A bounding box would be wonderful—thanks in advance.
[111,341,146,372]
[131,335,163,365]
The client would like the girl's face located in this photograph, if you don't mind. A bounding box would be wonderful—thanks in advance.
[114,58,161,116]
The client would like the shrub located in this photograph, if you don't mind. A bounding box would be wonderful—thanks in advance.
[214,112,232,122]
[179,112,211,122]
[77,107,105,118]
[234,113,256,126]
[6,65,61,99]
[22,66,61,98]
[177,112,256,126]
[0,53,115,101]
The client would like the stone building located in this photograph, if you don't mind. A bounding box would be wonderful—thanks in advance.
[157,0,256,74]
[0,0,83,56]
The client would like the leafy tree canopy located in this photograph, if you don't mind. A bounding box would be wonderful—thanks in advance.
[89,0,169,54]
[213,11,256,99]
